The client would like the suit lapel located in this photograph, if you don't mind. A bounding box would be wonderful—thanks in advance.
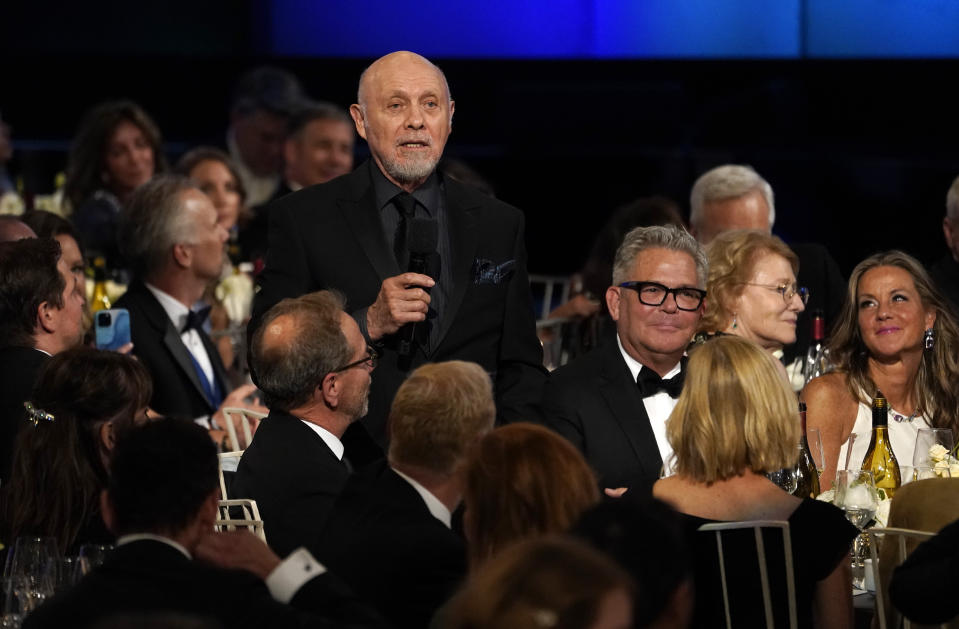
[598,343,664,479]
[430,180,479,355]
[341,164,398,284]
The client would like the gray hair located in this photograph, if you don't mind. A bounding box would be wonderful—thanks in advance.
[287,101,352,139]
[689,164,775,231]
[611,225,708,288]
[250,291,351,413]
[117,175,200,279]
[947,174,959,221]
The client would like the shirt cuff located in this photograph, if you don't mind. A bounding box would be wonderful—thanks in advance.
[265,547,327,603]
[194,415,214,430]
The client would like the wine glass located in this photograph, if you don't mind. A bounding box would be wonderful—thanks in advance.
[842,432,870,473]
[76,545,112,577]
[807,427,825,479]
[2,536,58,623]
[912,428,955,472]
[836,470,879,591]
[767,465,799,494]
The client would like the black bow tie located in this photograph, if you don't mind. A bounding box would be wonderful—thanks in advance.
[636,364,685,398]
[181,306,211,334]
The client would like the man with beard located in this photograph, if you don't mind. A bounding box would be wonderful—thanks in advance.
[232,290,375,556]
[251,51,545,449]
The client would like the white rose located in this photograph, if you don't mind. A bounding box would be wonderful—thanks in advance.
[949,464,959,478]
[929,444,949,462]
[874,499,891,528]
[817,489,836,503]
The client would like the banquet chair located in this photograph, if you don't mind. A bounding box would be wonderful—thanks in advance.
[221,407,266,452]
[218,451,243,500]
[528,274,571,320]
[216,498,266,542]
[698,520,798,629]
[867,527,944,629]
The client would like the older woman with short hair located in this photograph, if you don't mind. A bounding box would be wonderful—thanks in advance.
[655,335,855,629]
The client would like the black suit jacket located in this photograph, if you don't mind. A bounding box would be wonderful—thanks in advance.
[115,280,230,419]
[23,539,387,629]
[231,410,350,557]
[540,340,664,492]
[315,461,467,629]
[250,161,546,445]
[0,346,48,481]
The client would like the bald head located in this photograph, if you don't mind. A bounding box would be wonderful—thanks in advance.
[0,216,37,242]
[357,51,451,110]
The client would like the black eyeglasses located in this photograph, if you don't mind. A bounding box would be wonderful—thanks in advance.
[618,281,707,311]
[332,345,379,373]
[743,282,810,305]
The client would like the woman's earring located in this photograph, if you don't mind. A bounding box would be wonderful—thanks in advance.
[924,328,935,350]
[732,314,738,330]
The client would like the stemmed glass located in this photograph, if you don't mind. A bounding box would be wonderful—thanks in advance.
[836,470,879,590]
[767,466,799,494]
[807,427,825,481]
[76,544,112,578]
[912,428,955,472]
[2,536,58,625]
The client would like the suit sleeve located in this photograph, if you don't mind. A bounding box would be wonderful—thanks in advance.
[494,211,548,425]
[538,372,585,451]
[889,518,959,624]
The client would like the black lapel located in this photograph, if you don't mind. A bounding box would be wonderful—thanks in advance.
[598,343,665,479]
[340,163,399,283]
[431,179,479,354]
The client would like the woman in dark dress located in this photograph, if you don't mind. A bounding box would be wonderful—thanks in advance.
[653,335,857,629]
[0,348,152,555]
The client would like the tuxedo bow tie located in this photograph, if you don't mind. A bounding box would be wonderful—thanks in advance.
[181,306,211,334]
[636,365,685,398]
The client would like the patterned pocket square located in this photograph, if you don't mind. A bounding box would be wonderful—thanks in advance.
[471,258,515,285]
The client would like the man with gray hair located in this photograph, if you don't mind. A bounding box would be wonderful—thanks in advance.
[689,164,845,362]
[116,175,266,436]
[541,225,707,493]
[251,50,544,449]
[930,174,959,317]
[232,290,376,556]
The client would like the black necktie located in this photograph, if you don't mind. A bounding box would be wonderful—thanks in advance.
[636,365,685,398]
[392,192,417,268]
[181,306,211,334]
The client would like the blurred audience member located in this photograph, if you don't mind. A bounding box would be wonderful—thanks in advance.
[65,100,166,268]
[541,225,706,493]
[930,174,959,318]
[21,209,86,287]
[227,66,305,206]
[115,176,265,442]
[0,348,151,554]
[0,215,35,242]
[234,291,378,556]
[805,251,959,485]
[573,498,693,629]
[463,423,599,569]
[24,418,388,629]
[175,146,248,235]
[697,229,806,364]
[443,536,634,629]
[0,237,85,478]
[655,335,856,629]
[690,164,845,363]
[316,360,495,629]
[282,101,354,191]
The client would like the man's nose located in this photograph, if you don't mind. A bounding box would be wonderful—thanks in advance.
[405,107,425,129]
[661,292,679,312]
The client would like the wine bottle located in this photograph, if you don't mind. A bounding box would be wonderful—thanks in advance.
[794,401,821,498]
[803,310,826,384]
[90,256,111,313]
[861,391,901,498]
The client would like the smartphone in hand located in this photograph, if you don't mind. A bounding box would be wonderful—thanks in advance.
[95,308,131,351]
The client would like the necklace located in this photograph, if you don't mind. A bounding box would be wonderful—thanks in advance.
[891,407,921,423]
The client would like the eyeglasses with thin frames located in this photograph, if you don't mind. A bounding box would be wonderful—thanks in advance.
[742,282,810,305]
[617,281,707,311]
[332,345,379,373]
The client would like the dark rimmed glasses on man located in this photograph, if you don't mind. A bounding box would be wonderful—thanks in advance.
[617,281,707,311]
[332,345,379,372]
[743,282,810,305]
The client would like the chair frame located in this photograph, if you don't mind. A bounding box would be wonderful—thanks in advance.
[699,520,798,629]
[866,526,942,629]
[216,498,266,542]
[220,407,267,452]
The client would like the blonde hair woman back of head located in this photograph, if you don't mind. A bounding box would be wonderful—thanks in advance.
[668,335,799,483]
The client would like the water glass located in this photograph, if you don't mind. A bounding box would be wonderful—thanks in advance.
[836,470,879,590]
[912,428,955,469]
[2,536,58,622]
[767,466,799,494]
[76,544,112,577]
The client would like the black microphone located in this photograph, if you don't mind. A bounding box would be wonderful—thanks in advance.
[399,218,438,357]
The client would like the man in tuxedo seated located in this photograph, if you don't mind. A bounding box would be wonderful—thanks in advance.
[232,290,376,556]
[115,175,266,443]
[689,164,846,365]
[541,225,706,494]
[24,418,387,629]
[315,360,495,629]
[0,237,85,479]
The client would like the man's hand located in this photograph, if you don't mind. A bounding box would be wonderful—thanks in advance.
[196,530,281,580]
[366,272,435,341]
[213,383,268,449]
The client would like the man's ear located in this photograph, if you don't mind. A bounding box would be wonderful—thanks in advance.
[320,372,339,409]
[172,243,192,269]
[36,300,58,334]
[283,138,298,170]
[448,100,455,127]
[349,104,367,140]
[101,490,118,535]
[606,286,621,322]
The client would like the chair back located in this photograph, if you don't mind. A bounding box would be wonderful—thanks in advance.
[218,451,243,500]
[529,274,572,320]
[867,527,947,629]
[221,407,266,452]
[698,520,797,629]
[216,498,266,542]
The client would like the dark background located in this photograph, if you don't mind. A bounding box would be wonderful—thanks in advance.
[3,1,959,277]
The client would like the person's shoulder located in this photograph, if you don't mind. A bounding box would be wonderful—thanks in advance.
[802,372,851,407]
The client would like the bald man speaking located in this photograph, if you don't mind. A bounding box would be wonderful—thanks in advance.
[251,51,545,449]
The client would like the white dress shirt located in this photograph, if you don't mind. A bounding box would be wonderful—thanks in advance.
[392,467,452,529]
[616,334,681,476]
[297,419,345,461]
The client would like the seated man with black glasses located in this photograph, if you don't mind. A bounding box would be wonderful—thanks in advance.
[540,225,708,495]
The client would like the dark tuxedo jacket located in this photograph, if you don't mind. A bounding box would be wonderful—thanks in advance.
[23,539,387,629]
[241,180,296,265]
[115,280,230,420]
[315,460,467,629]
[540,340,664,493]
[250,161,546,446]
[0,346,48,481]
[231,410,351,557]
